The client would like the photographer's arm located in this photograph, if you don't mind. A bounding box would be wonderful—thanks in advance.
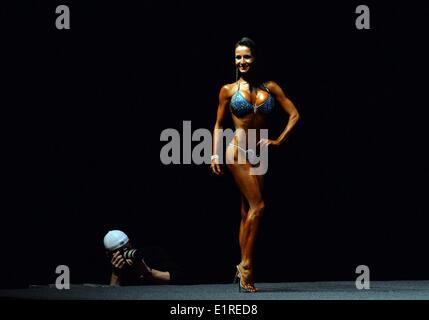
[135,259,171,284]
[109,270,122,286]
[151,269,171,284]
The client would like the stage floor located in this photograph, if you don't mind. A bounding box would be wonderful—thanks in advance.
[2,281,429,300]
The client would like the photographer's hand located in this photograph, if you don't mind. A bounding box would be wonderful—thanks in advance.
[109,251,134,286]
[111,251,133,272]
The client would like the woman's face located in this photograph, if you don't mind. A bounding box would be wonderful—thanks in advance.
[235,45,255,75]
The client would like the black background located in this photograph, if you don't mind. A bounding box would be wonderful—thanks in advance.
[2,1,428,288]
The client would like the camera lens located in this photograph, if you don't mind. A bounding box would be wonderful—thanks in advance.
[122,248,143,261]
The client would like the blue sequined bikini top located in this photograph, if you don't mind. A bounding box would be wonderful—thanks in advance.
[230,80,275,117]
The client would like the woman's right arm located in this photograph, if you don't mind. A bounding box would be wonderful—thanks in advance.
[211,85,230,175]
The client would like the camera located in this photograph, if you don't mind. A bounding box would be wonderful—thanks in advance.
[117,246,144,262]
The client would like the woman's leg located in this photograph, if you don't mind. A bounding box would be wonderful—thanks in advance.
[239,177,264,267]
[228,162,265,290]
[239,195,248,260]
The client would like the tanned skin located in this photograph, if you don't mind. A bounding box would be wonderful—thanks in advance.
[211,45,300,292]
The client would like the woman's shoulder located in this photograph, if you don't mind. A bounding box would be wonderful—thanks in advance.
[263,81,286,96]
[219,82,239,98]
[263,81,280,91]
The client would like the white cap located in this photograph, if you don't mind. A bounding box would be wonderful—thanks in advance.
[103,230,129,251]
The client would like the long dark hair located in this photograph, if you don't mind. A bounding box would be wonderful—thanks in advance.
[234,37,268,92]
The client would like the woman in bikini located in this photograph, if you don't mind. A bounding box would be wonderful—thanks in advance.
[211,37,300,292]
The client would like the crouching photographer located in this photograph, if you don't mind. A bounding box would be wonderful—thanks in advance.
[104,230,184,286]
